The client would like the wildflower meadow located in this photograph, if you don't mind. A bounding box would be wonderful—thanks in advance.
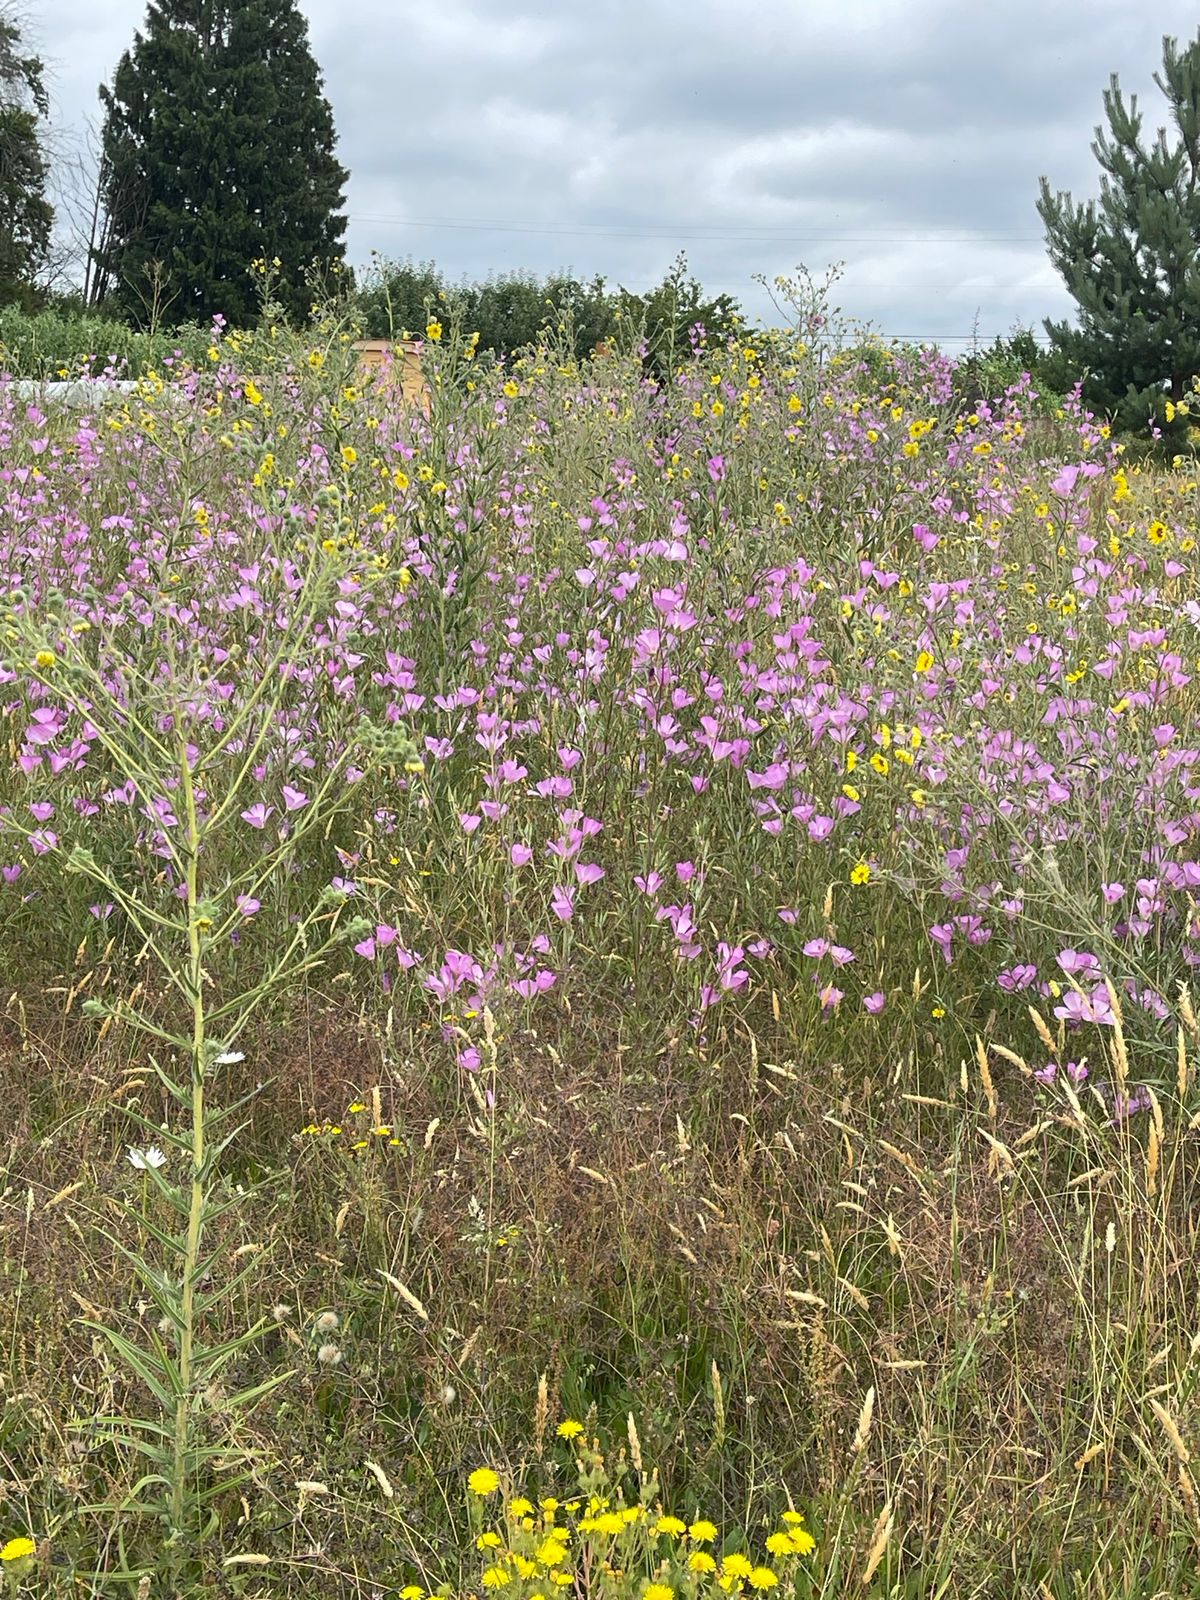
[1,285,1199,1598]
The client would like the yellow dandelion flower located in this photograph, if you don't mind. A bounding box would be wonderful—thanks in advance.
[469,1467,501,1496]
[556,1419,584,1439]
[689,1551,717,1572]
[645,1585,674,1600]
[790,1527,816,1555]
[689,1520,718,1542]
[1,1538,35,1563]
[508,1498,534,1518]
[722,1554,753,1579]
[748,1567,778,1589]
[481,1566,511,1588]
[765,1533,793,1556]
[655,1515,687,1537]
[536,1539,568,1566]
[477,1532,503,1549]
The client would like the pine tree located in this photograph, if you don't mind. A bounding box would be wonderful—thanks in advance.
[1038,30,1200,438]
[96,0,347,326]
[0,7,54,306]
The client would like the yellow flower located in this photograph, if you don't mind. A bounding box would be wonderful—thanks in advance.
[481,1566,511,1588]
[477,1532,503,1549]
[780,1512,805,1526]
[536,1539,568,1566]
[915,650,934,673]
[689,1520,718,1542]
[503,381,520,399]
[748,1568,778,1589]
[842,783,860,803]
[244,379,263,406]
[582,1512,625,1536]
[787,395,802,413]
[655,1516,687,1536]
[789,1527,816,1555]
[508,1498,534,1517]
[722,1555,753,1579]
[850,861,871,886]
[469,1467,501,1495]
[348,1102,366,1114]
[426,320,443,341]
[556,1419,584,1439]
[393,469,410,490]
[1,1538,35,1563]
[33,650,55,671]
[869,753,889,775]
[644,1586,674,1600]
[689,1551,717,1572]
[765,1533,793,1555]
[341,445,357,466]
[399,1587,424,1600]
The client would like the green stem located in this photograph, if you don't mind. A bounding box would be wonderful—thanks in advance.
[172,728,207,1558]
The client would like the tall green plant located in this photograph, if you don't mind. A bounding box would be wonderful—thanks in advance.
[2,552,415,1589]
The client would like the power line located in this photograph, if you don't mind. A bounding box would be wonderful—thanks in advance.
[347,214,1044,245]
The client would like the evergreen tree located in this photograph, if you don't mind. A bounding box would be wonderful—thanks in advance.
[95,0,347,326]
[1039,30,1200,438]
[0,7,54,306]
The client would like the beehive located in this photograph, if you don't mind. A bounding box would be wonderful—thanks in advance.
[351,339,426,406]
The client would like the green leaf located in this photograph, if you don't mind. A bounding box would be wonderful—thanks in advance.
[81,1320,182,1409]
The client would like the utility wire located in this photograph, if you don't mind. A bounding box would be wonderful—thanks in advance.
[347,214,1044,245]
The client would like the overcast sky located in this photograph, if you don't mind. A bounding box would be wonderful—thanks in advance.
[43,0,1200,344]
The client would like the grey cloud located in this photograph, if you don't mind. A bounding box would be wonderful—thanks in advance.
[42,0,1200,342]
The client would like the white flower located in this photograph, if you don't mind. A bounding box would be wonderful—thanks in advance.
[212,1049,245,1066]
[127,1145,167,1170]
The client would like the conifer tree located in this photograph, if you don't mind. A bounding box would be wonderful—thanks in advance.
[96,0,347,325]
[0,7,54,305]
[1039,30,1200,438]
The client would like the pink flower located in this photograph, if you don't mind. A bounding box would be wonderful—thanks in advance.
[241,803,274,829]
[510,843,534,867]
[281,785,308,812]
[574,862,605,886]
[551,884,576,922]
[863,991,886,1014]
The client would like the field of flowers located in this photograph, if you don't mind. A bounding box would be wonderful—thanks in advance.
[0,300,1199,1598]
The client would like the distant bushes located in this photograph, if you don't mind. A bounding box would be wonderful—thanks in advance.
[951,328,1072,416]
[0,302,212,378]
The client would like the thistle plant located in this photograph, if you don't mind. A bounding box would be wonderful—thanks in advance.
[1,535,417,1589]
